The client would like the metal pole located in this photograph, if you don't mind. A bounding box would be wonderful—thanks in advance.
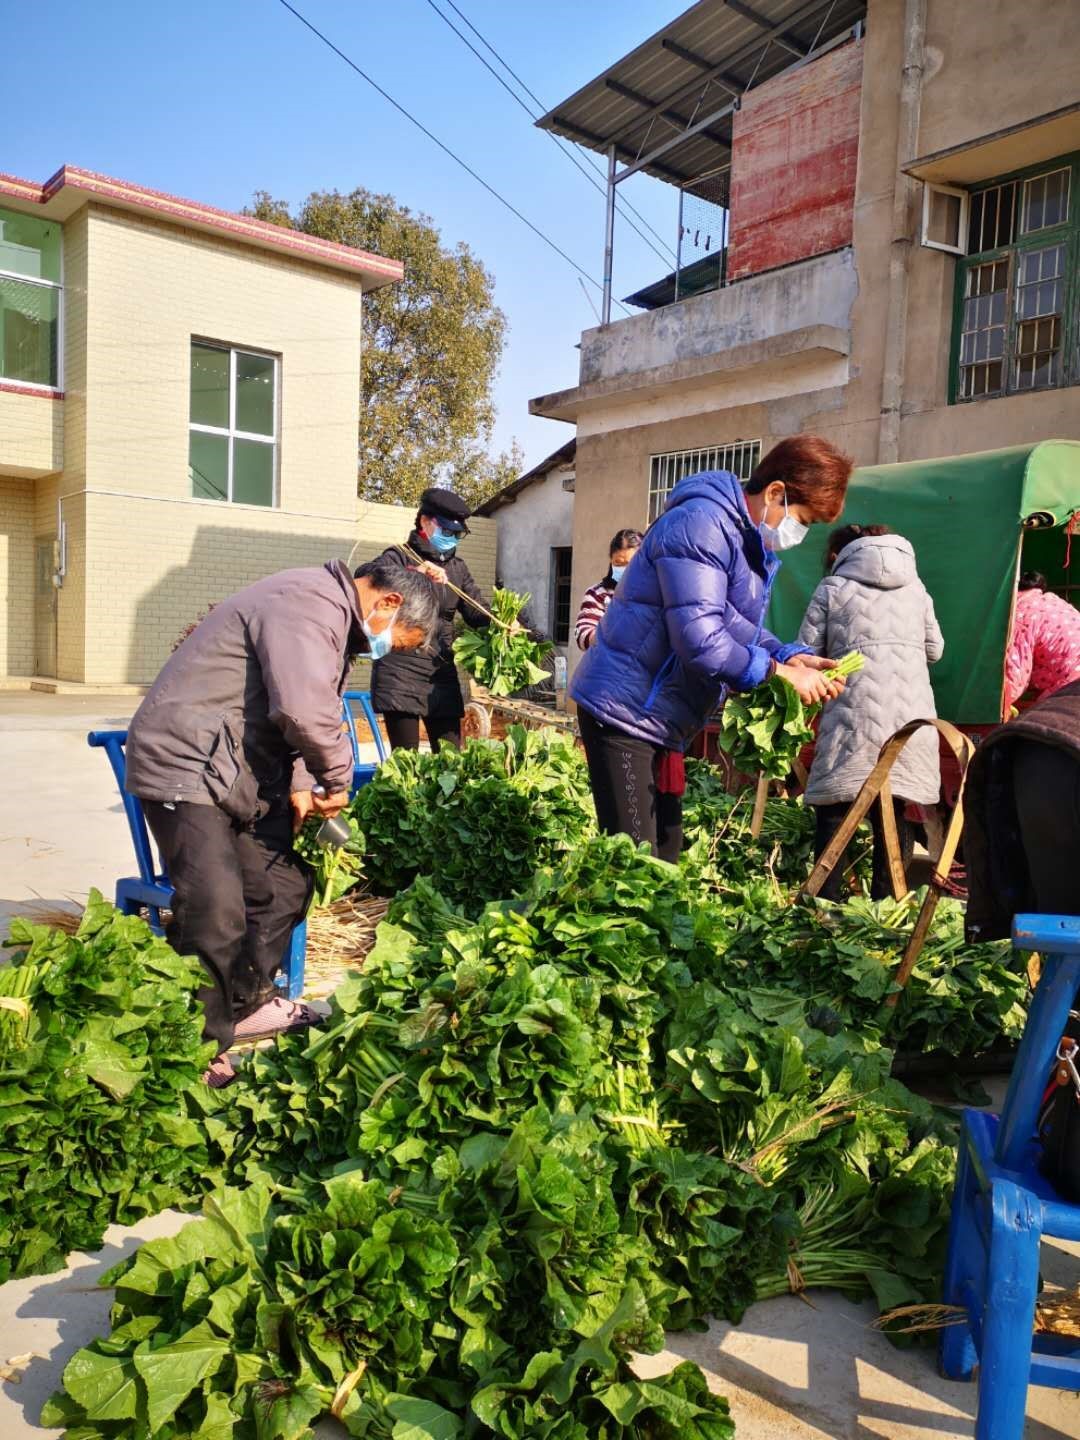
[602,144,616,325]
[675,187,684,301]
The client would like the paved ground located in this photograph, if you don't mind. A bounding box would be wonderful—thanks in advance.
[0,694,140,935]
[1,693,1079,1438]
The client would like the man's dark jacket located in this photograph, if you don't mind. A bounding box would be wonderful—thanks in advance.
[126,561,364,820]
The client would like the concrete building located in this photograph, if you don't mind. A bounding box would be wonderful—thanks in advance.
[530,0,1080,672]
[0,164,495,686]
[474,441,576,650]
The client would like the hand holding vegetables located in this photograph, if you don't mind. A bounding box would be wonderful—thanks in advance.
[783,659,852,702]
[453,586,553,696]
[719,650,865,779]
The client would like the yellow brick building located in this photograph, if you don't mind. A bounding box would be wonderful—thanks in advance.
[0,165,494,685]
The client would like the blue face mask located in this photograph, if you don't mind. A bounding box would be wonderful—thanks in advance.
[428,523,459,555]
[364,607,398,661]
[610,565,626,582]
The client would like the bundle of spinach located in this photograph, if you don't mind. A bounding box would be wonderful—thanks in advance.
[47,1157,735,1440]
[453,587,554,697]
[718,893,1029,1058]
[682,757,818,887]
[0,894,215,1283]
[717,651,865,780]
[660,982,956,1315]
[350,725,594,913]
[293,809,365,908]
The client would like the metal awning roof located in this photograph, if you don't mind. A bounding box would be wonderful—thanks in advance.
[537,0,866,198]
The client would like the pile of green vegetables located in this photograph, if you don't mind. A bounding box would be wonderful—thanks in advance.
[7,726,1035,1438]
[347,725,595,914]
[453,588,554,697]
[718,651,865,780]
[51,836,956,1439]
[682,756,818,889]
[0,894,215,1283]
[723,892,1028,1059]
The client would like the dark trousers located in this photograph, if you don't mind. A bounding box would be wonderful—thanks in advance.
[1013,742,1080,915]
[814,798,915,903]
[143,800,313,1054]
[383,712,462,752]
[578,710,683,864]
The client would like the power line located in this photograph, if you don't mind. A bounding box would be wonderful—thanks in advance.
[427,0,678,268]
[423,0,676,270]
[275,0,631,317]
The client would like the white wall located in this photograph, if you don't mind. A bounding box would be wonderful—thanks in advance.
[492,468,574,643]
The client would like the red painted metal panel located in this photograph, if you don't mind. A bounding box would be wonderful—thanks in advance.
[728,39,864,282]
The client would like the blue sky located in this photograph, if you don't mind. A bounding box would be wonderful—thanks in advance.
[5,0,683,470]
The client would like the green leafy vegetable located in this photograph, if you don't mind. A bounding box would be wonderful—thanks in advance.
[0,893,216,1283]
[682,757,820,889]
[453,588,553,697]
[718,651,865,780]
[350,726,594,913]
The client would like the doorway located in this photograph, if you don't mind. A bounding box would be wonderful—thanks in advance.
[34,535,56,677]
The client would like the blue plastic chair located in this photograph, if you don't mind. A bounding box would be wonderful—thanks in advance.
[940,912,1080,1438]
[86,730,307,1000]
[342,689,386,791]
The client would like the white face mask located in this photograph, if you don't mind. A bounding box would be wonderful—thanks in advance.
[760,490,809,552]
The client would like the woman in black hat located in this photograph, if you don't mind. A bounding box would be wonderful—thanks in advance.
[370,488,491,751]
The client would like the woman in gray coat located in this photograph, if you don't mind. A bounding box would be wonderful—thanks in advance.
[798,524,944,900]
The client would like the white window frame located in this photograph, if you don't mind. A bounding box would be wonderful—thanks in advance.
[0,247,64,393]
[921,182,970,256]
[189,340,280,506]
[648,440,762,522]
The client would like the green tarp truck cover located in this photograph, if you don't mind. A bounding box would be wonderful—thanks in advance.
[767,441,1080,724]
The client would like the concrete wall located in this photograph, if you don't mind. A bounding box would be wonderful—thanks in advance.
[490,468,574,641]
[917,0,1080,159]
[0,477,34,674]
[579,247,858,386]
[69,492,494,686]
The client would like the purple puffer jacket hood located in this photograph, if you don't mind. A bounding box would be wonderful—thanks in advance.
[570,470,808,750]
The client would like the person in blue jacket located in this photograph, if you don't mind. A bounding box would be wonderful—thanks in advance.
[571,434,853,862]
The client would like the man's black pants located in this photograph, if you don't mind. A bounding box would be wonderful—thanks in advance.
[813,799,915,902]
[1012,742,1080,915]
[578,709,683,864]
[383,712,462,751]
[143,800,313,1054]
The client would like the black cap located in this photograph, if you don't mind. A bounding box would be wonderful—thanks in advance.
[419,487,471,535]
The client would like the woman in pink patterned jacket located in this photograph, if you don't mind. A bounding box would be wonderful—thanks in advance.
[1003,572,1080,716]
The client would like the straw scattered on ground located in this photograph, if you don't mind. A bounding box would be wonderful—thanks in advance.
[304,891,390,998]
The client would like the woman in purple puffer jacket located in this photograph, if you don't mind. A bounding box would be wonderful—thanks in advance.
[570,435,853,862]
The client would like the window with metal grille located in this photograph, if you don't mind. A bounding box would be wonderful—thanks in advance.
[954,155,1077,403]
[648,440,761,522]
[550,547,573,645]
